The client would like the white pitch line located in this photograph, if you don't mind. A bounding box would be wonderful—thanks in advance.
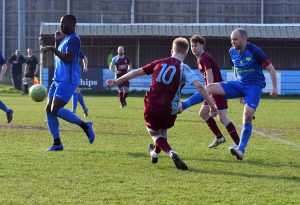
[247,127,300,149]
[184,110,300,149]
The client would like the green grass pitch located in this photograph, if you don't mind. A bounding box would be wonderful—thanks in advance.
[0,94,299,204]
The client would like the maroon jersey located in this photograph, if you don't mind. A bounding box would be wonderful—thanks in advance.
[200,52,228,110]
[198,52,223,84]
[142,57,197,115]
[111,55,131,78]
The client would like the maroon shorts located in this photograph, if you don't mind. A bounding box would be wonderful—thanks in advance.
[144,111,177,131]
[204,94,228,110]
[118,80,130,89]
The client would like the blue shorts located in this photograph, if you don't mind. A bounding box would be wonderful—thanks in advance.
[48,81,78,103]
[220,81,262,110]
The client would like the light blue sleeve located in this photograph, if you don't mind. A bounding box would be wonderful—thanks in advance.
[182,63,199,85]
[111,55,118,67]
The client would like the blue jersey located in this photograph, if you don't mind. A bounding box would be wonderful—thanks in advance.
[77,50,85,71]
[54,32,81,85]
[229,42,268,88]
[79,50,85,60]
[0,52,6,66]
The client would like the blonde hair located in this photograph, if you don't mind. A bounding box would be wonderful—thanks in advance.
[172,37,189,54]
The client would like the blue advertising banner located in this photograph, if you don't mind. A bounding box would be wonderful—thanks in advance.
[102,69,300,95]
[103,69,152,91]
[42,67,103,93]
[79,68,103,92]
[43,68,300,94]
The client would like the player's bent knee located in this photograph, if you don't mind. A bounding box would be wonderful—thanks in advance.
[50,104,63,115]
[199,106,210,119]
[205,84,218,94]
[205,83,225,95]
[45,105,51,113]
[244,112,254,123]
[161,130,168,139]
[218,115,230,125]
[50,107,58,115]
[151,135,164,143]
[199,108,209,118]
[220,118,230,126]
[199,112,209,120]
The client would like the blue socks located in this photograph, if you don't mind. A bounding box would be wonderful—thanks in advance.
[182,92,204,110]
[78,93,87,110]
[72,92,87,113]
[239,123,252,153]
[72,93,78,113]
[46,112,60,140]
[0,101,10,113]
[47,108,84,142]
[57,108,83,125]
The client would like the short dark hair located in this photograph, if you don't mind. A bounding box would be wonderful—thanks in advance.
[63,14,77,27]
[190,35,206,45]
[173,37,189,54]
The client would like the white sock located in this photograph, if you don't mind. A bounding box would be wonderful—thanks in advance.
[150,150,158,158]
[168,150,175,157]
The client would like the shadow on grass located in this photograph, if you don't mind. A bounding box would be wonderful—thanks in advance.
[0,124,48,131]
[91,114,142,121]
[0,124,145,137]
[188,167,300,182]
[124,153,300,182]
[196,157,300,169]
[126,152,148,158]
[97,131,145,137]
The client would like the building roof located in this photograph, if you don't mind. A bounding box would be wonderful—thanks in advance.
[40,23,300,39]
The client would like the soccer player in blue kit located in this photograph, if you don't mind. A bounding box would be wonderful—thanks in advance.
[55,30,89,117]
[0,52,13,123]
[41,15,95,151]
[178,28,278,160]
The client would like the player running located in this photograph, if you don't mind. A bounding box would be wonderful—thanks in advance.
[107,37,218,170]
[188,35,240,148]
[109,46,132,108]
[41,15,95,151]
[179,28,278,160]
[55,30,89,117]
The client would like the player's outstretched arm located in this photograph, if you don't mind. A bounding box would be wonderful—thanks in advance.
[265,63,278,97]
[106,68,146,87]
[193,80,218,117]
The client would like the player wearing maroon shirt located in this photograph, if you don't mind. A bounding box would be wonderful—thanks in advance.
[107,37,218,170]
[110,46,132,108]
[190,35,240,148]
